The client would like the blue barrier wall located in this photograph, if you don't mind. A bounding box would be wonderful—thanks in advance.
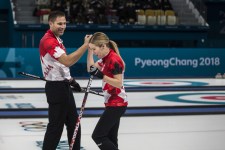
[12,24,209,48]
[0,0,11,47]
[1,48,225,78]
[0,0,7,9]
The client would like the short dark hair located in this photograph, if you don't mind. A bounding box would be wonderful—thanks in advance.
[48,11,65,22]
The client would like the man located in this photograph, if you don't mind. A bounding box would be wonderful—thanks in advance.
[39,10,92,150]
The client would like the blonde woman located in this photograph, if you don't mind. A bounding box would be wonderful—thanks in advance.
[87,32,128,150]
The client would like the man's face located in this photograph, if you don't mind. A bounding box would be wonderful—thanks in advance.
[49,16,66,37]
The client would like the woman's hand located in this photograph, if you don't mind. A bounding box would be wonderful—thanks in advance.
[89,65,104,79]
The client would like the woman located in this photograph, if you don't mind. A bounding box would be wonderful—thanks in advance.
[87,32,128,150]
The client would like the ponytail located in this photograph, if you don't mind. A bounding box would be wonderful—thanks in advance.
[89,32,125,69]
[109,40,125,69]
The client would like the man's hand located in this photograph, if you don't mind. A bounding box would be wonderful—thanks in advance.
[89,65,104,79]
[70,78,82,92]
[84,34,92,45]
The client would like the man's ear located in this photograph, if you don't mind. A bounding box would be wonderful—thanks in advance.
[49,21,53,26]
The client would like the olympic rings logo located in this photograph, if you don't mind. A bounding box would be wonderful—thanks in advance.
[19,121,47,132]
[36,141,86,150]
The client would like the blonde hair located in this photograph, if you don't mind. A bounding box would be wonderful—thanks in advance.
[89,32,125,68]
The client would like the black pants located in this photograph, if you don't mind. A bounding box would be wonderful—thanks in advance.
[42,81,81,150]
[92,106,126,150]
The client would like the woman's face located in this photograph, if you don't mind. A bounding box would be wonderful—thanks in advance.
[89,43,108,59]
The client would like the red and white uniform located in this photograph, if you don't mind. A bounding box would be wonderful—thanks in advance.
[97,49,128,107]
[39,30,71,81]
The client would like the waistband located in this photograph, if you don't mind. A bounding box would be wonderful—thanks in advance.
[46,79,69,82]
[105,102,128,107]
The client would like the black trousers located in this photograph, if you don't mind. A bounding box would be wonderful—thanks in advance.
[42,81,81,150]
[92,106,127,150]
